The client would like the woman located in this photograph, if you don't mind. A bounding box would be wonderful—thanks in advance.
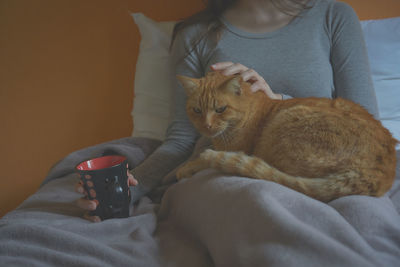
[76,0,378,222]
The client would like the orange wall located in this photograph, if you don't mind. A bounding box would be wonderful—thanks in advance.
[0,0,205,217]
[1,0,399,217]
[345,0,400,19]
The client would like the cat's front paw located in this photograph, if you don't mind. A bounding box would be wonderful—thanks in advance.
[176,160,204,181]
[176,163,195,181]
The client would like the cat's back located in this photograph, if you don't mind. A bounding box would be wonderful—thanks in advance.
[268,97,394,144]
[273,97,379,127]
[255,96,397,177]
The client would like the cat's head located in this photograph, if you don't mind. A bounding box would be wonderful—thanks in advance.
[177,72,252,138]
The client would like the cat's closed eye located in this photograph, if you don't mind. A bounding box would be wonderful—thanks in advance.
[215,106,227,114]
[193,107,202,114]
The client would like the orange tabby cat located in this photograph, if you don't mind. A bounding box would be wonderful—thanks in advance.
[176,71,398,202]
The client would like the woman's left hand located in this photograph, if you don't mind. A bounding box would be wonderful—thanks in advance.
[211,62,282,100]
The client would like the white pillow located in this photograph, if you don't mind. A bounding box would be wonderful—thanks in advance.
[361,17,400,143]
[131,13,176,141]
[131,14,400,145]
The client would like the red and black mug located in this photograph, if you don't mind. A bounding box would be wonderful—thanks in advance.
[75,155,131,220]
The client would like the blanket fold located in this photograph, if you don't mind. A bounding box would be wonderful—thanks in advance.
[1,137,399,267]
[157,168,400,267]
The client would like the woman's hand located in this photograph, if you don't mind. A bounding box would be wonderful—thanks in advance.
[74,172,138,222]
[211,62,282,100]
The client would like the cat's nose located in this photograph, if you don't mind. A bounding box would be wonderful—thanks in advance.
[205,123,212,129]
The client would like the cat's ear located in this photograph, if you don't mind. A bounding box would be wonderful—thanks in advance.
[223,76,242,96]
[176,75,200,95]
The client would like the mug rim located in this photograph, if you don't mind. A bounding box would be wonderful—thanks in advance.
[75,155,127,171]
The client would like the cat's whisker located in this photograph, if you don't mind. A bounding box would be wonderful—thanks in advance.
[223,124,236,141]
[221,132,229,150]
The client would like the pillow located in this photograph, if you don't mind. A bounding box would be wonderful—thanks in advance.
[131,14,400,146]
[361,17,400,143]
[131,13,176,141]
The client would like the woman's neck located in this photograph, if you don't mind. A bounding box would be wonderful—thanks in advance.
[222,0,304,34]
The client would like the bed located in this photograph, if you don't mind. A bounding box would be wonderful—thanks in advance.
[1,11,399,267]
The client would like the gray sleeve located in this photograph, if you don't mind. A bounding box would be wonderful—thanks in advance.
[130,29,202,202]
[328,2,379,118]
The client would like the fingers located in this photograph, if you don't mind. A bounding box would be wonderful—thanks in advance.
[212,61,281,99]
[211,62,262,84]
[83,212,101,223]
[241,68,262,83]
[128,175,138,186]
[127,171,138,186]
[250,80,268,92]
[74,181,84,194]
[210,61,234,71]
[220,63,249,76]
[211,62,249,75]
[75,197,97,211]
[75,181,100,222]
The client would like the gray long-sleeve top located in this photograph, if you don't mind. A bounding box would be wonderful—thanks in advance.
[130,0,379,202]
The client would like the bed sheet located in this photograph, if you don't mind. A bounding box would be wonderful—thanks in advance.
[0,137,399,267]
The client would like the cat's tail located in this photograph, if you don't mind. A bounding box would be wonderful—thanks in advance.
[200,149,383,202]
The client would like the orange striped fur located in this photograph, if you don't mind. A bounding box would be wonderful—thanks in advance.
[176,72,398,202]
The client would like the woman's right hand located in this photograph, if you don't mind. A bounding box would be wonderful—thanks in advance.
[74,172,138,222]
[211,62,282,100]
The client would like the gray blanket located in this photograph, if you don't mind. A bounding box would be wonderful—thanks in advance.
[1,137,399,266]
